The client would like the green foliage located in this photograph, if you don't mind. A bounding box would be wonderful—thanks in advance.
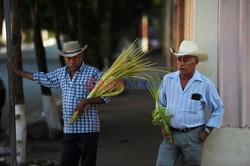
[148,78,174,144]
[151,0,163,13]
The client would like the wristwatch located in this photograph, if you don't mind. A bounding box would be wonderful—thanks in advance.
[204,128,211,135]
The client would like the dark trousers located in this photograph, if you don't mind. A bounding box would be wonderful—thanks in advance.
[61,133,99,166]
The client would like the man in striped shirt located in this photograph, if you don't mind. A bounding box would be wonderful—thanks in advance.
[13,41,109,166]
[156,40,224,166]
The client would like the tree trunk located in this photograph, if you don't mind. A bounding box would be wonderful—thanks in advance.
[3,0,16,164]
[77,0,85,45]
[63,0,76,40]
[0,78,6,132]
[0,15,3,37]
[53,0,65,67]
[100,7,112,69]
[30,1,62,138]
[0,3,4,37]
[11,0,27,164]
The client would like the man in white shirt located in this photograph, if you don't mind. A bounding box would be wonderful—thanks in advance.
[156,40,224,166]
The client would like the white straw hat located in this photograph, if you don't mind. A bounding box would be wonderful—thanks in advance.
[170,40,208,62]
[58,41,88,57]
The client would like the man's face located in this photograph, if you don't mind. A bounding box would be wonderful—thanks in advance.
[177,55,198,76]
[64,53,84,72]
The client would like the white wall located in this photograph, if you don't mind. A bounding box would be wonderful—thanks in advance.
[195,0,218,86]
[194,0,250,165]
[202,128,250,166]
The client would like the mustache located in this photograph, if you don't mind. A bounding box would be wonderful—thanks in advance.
[68,64,77,68]
[179,66,184,70]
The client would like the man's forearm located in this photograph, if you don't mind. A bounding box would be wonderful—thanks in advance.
[75,96,106,114]
[14,70,34,81]
[85,96,105,105]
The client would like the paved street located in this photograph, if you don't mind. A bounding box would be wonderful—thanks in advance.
[97,91,161,166]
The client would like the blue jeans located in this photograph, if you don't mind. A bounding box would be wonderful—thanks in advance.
[156,126,204,166]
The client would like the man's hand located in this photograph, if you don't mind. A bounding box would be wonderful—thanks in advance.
[11,61,18,73]
[161,127,172,143]
[198,130,208,143]
[74,99,90,115]
[74,97,105,115]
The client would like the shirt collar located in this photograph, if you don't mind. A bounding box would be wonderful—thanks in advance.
[78,62,86,72]
[66,62,85,74]
[192,70,203,82]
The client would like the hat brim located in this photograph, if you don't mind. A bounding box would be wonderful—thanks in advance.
[58,45,88,57]
[170,48,208,62]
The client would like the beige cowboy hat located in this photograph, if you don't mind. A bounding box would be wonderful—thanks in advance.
[58,41,88,57]
[170,40,208,62]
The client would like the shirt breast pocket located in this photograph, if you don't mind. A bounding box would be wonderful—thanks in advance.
[187,93,202,111]
[74,81,89,99]
[181,100,201,114]
[188,99,202,111]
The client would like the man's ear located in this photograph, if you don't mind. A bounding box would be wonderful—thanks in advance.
[196,59,199,64]
[194,57,199,64]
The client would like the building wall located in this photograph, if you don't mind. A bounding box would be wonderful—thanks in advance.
[162,0,174,70]
[183,0,218,85]
[162,0,250,164]
[218,0,250,127]
[195,0,218,86]
[202,128,250,166]
[162,0,186,71]
[184,0,250,165]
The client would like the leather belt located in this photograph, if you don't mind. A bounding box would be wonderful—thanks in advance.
[170,125,203,133]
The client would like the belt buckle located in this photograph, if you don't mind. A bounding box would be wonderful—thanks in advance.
[179,128,187,133]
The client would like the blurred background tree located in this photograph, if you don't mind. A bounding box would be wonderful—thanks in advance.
[3,0,163,70]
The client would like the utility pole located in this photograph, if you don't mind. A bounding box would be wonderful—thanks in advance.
[3,0,17,165]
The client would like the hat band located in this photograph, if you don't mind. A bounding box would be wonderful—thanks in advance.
[63,48,82,54]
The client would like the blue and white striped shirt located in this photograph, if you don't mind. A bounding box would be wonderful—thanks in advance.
[34,63,109,134]
[159,70,224,129]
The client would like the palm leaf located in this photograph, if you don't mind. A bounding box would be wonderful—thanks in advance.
[148,78,174,144]
[68,39,167,124]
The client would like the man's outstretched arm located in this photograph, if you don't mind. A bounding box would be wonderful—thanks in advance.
[12,63,34,81]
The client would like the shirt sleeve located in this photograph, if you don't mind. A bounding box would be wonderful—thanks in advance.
[33,69,61,89]
[205,82,225,128]
[159,78,167,107]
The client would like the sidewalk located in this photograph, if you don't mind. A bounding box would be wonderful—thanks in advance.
[0,48,165,166]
